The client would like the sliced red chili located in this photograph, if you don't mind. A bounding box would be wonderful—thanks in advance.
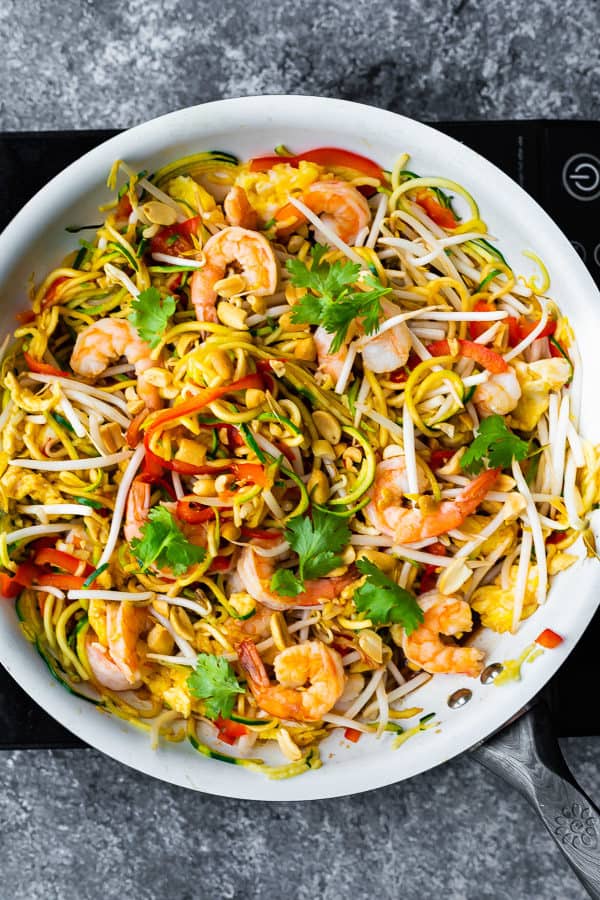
[545,531,566,545]
[429,449,454,471]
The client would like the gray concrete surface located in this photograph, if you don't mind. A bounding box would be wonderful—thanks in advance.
[1,0,600,898]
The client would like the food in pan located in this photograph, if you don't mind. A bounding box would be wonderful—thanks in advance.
[2,144,598,777]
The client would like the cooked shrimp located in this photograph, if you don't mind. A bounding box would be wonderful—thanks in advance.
[237,542,355,611]
[70,317,161,410]
[360,300,412,373]
[222,600,273,643]
[124,476,150,543]
[86,601,147,690]
[238,639,346,721]
[314,325,348,381]
[402,591,484,677]
[277,181,371,244]
[366,457,499,543]
[124,477,208,571]
[190,226,277,323]
[474,367,521,417]
[224,186,259,230]
[315,301,411,381]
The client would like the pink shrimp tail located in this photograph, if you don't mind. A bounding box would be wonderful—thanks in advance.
[392,467,499,543]
[455,467,500,517]
[237,639,270,689]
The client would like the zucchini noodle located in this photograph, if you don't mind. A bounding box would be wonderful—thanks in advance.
[3,144,597,780]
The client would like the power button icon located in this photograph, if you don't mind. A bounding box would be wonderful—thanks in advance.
[562,153,600,201]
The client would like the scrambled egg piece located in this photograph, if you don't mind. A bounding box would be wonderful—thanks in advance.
[1,468,64,504]
[88,599,107,646]
[472,565,539,633]
[459,516,518,556]
[166,175,225,226]
[235,161,323,221]
[510,358,571,432]
[2,405,26,456]
[144,665,199,719]
[547,550,578,575]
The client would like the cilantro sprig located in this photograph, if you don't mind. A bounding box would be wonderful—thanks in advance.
[130,506,205,575]
[461,414,529,474]
[187,654,243,720]
[287,244,390,353]
[128,286,176,348]
[270,507,351,597]
[354,559,423,634]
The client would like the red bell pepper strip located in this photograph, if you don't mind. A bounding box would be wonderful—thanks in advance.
[249,147,384,181]
[145,373,263,437]
[535,628,563,649]
[37,573,89,590]
[427,338,508,374]
[232,462,268,486]
[389,352,420,384]
[176,498,218,525]
[196,421,244,449]
[419,542,447,593]
[507,316,522,348]
[344,727,362,743]
[469,301,495,341]
[115,194,133,219]
[507,316,557,347]
[215,715,249,744]
[15,310,36,325]
[545,531,566,546]
[150,215,202,257]
[34,548,93,577]
[40,276,69,310]
[126,409,150,449]
[0,573,24,598]
[24,351,70,379]
[415,190,458,229]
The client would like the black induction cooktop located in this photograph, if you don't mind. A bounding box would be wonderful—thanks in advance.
[0,121,599,749]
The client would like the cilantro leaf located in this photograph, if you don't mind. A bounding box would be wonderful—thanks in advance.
[461,414,529,474]
[130,505,205,576]
[354,559,424,633]
[128,286,176,348]
[269,507,351,594]
[287,245,390,354]
[187,653,243,720]
[270,569,304,597]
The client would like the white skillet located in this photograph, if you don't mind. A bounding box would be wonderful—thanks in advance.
[0,100,599,838]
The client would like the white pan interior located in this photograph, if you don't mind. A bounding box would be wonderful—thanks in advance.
[0,96,599,801]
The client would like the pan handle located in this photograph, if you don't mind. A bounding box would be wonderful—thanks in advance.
[472,702,600,899]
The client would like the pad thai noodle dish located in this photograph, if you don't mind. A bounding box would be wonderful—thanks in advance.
[2,144,599,779]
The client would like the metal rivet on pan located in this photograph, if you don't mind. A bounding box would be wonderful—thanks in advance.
[480,663,504,684]
[447,688,472,708]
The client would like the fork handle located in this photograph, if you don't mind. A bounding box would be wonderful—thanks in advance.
[472,703,600,899]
